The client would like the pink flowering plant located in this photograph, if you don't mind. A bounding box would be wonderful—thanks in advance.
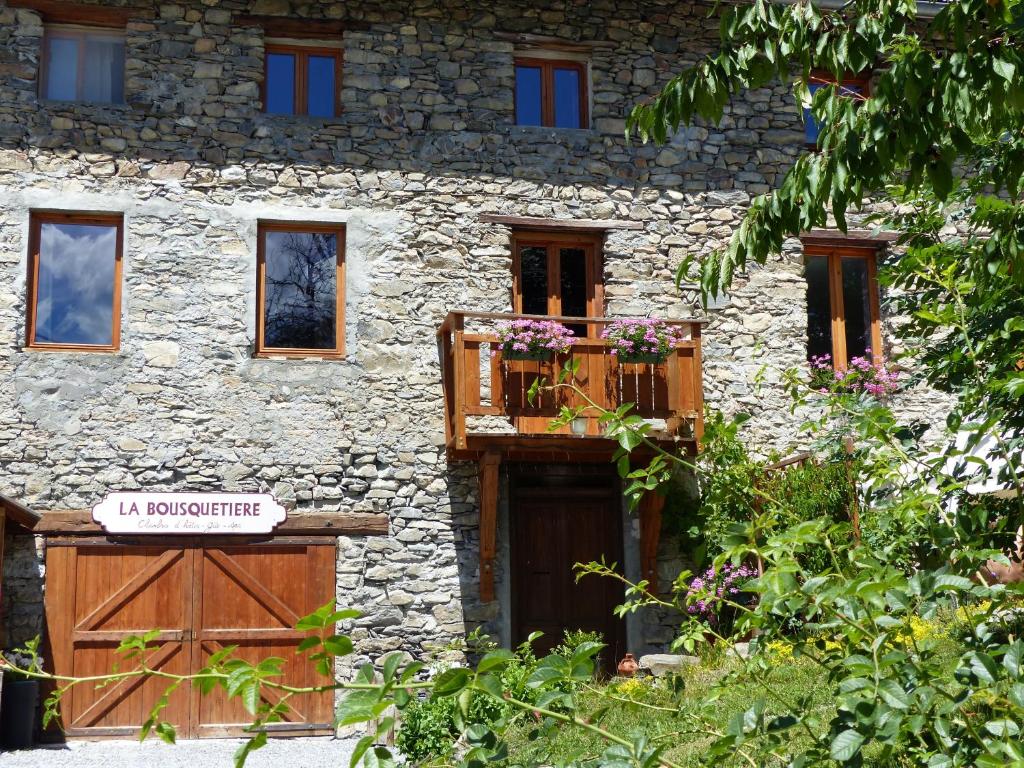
[684,561,757,631]
[808,352,900,398]
[496,319,574,360]
[600,318,686,363]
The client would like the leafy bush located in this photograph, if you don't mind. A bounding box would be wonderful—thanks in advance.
[552,629,604,672]
[670,409,858,570]
[395,635,539,763]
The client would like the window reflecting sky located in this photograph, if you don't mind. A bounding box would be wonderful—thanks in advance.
[515,66,542,125]
[266,53,296,114]
[805,82,863,144]
[44,32,124,103]
[45,37,79,101]
[307,55,336,117]
[263,231,338,350]
[34,222,118,346]
[553,68,581,128]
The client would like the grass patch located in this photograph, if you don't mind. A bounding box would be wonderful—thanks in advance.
[500,636,965,767]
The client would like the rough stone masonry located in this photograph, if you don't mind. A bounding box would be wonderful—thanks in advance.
[0,0,950,674]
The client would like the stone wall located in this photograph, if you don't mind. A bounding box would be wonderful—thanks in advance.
[0,0,950,668]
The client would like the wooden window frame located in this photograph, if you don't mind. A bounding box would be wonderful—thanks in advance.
[255,221,346,359]
[805,71,870,149]
[261,43,342,118]
[513,57,589,129]
[510,231,603,338]
[39,23,126,104]
[804,243,883,370]
[25,212,124,353]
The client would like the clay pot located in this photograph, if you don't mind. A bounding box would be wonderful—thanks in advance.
[617,653,639,677]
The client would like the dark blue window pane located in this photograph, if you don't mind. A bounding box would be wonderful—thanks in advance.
[804,82,863,144]
[263,231,338,350]
[307,55,336,117]
[515,66,542,126]
[266,53,296,114]
[804,82,825,144]
[45,37,79,101]
[34,222,118,346]
[553,67,582,128]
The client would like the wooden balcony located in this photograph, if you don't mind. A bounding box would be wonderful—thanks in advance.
[437,311,705,461]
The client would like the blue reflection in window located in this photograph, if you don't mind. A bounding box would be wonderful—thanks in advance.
[804,81,862,145]
[45,37,79,101]
[553,67,581,128]
[266,53,296,114]
[307,55,336,117]
[515,66,542,126]
[34,222,118,346]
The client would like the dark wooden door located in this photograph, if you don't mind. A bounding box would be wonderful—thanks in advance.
[45,540,335,739]
[511,466,625,667]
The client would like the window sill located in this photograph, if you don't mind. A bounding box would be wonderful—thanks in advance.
[38,98,132,111]
[510,124,593,134]
[253,351,347,361]
[22,345,120,354]
[258,112,344,125]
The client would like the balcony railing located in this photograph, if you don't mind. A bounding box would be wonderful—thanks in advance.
[437,311,705,459]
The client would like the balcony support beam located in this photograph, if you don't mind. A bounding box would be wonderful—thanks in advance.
[639,491,665,594]
[478,451,501,603]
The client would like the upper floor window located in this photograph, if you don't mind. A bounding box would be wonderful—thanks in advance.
[804,73,867,146]
[804,242,882,370]
[256,223,345,357]
[263,43,341,118]
[514,57,588,129]
[26,212,123,351]
[41,25,125,104]
[512,232,602,337]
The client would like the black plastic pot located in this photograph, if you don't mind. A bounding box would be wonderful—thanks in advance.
[0,677,39,749]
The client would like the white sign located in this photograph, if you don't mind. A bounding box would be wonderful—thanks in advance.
[92,492,287,535]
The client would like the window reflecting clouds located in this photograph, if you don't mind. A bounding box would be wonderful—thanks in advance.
[33,221,119,346]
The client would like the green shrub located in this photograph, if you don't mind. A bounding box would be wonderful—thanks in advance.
[669,409,858,569]
[394,692,459,763]
[395,636,540,764]
[552,628,604,671]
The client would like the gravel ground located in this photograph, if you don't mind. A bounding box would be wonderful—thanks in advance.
[0,736,358,768]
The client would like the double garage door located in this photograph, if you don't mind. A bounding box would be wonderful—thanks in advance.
[45,540,336,738]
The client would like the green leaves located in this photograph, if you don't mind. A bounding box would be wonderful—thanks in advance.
[432,667,472,697]
[830,729,865,762]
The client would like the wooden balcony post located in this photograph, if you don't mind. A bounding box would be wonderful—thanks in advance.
[691,323,704,444]
[478,451,501,602]
[453,318,467,451]
[639,491,664,594]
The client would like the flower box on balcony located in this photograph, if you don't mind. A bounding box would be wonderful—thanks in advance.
[496,319,573,364]
[617,352,665,365]
[602,318,685,366]
[502,348,555,363]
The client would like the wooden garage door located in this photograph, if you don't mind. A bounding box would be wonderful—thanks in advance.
[45,540,336,739]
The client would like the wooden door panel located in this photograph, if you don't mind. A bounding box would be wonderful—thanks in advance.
[512,470,625,668]
[46,545,193,737]
[67,639,191,734]
[46,541,337,739]
[193,545,335,734]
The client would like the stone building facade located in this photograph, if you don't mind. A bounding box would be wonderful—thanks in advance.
[0,0,946,735]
